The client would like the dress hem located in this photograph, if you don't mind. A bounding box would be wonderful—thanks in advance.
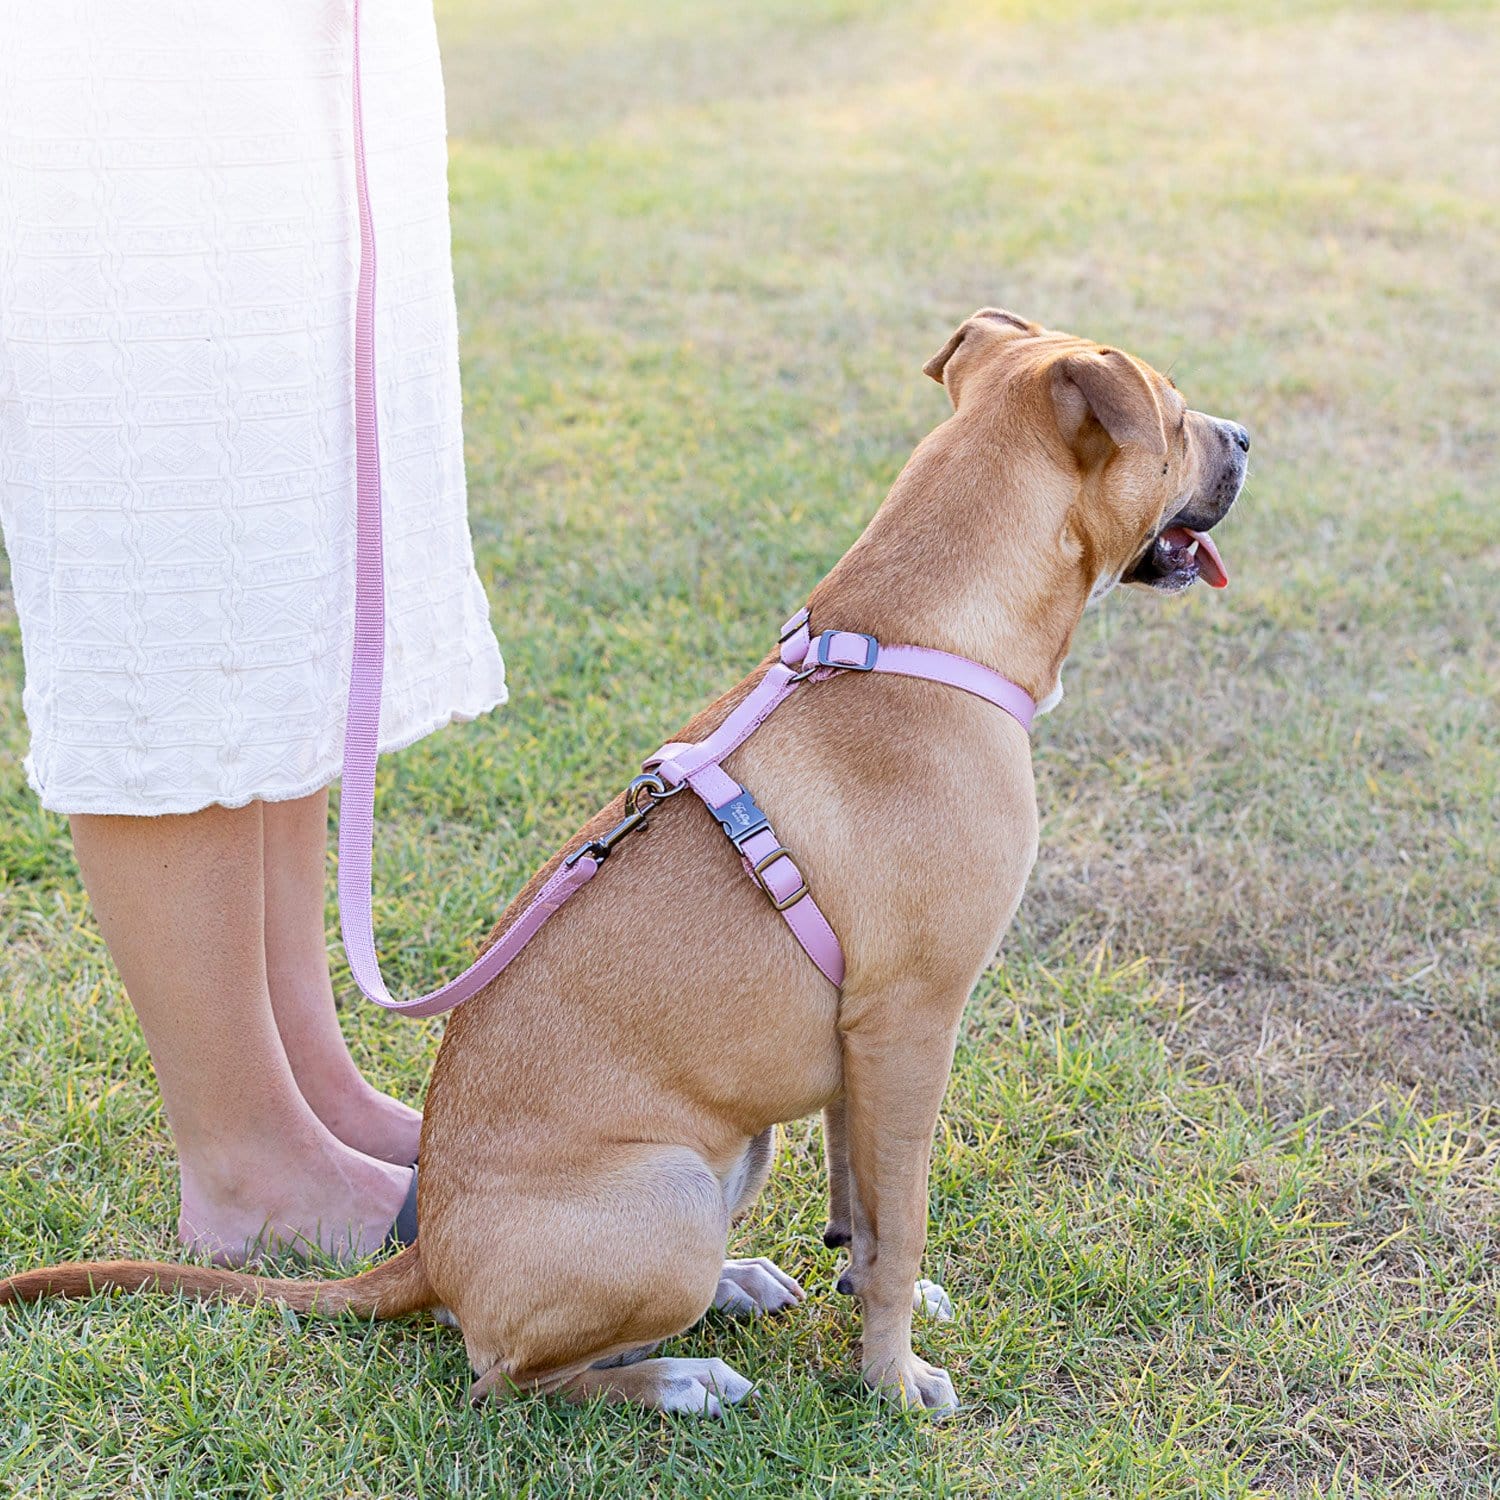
[24,685,510,818]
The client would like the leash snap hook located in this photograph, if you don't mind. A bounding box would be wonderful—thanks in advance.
[563,772,687,868]
[563,805,649,868]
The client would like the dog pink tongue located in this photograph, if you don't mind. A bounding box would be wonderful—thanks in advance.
[1189,529,1229,589]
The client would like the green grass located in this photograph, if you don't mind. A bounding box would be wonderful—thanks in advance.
[3,0,1498,1493]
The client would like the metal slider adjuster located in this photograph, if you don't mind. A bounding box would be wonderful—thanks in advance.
[814,631,879,671]
[750,846,809,911]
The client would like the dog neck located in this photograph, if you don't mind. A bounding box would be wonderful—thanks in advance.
[810,413,1091,708]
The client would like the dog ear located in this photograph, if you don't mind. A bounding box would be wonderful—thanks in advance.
[924,309,1036,406]
[1052,348,1167,458]
[922,326,970,388]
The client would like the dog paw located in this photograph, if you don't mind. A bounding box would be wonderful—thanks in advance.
[912,1278,953,1320]
[653,1357,756,1417]
[866,1354,959,1416]
[714,1256,805,1317]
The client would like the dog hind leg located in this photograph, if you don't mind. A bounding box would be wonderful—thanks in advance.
[726,1125,777,1221]
[451,1145,755,1414]
[562,1355,756,1416]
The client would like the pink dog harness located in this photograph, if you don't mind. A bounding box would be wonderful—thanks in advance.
[336,0,1035,1017]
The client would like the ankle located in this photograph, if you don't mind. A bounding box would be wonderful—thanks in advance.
[176,1117,329,1210]
[176,1133,410,1266]
[285,1048,369,1117]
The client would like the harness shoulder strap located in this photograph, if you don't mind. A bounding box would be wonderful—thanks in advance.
[775,609,1036,734]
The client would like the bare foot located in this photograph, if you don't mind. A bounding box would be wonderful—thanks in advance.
[177,1131,413,1267]
[294,1069,422,1166]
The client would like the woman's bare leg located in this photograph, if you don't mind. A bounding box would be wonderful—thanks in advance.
[261,789,421,1166]
[69,803,411,1266]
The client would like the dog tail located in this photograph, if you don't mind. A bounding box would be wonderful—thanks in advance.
[0,1242,436,1319]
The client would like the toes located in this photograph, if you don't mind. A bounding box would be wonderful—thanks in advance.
[904,1359,959,1415]
[724,1255,803,1298]
[658,1374,723,1416]
[751,1256,805,1300]
[692,1357,756,1407]
[868,1357,960,1416]
[713,1279,762,1316]
[657,1358,755,1415]
[714,1256,805,1317]
[912,1278,954,1320]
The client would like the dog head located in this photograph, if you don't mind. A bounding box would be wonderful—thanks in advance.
[924,309,1248,598]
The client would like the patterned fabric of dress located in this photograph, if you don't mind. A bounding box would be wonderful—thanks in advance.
[0,0,506,815]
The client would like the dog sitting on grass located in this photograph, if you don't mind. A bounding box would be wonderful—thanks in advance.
[2,311,1248,1416]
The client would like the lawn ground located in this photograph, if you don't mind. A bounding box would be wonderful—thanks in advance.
[2,0,1498,1494]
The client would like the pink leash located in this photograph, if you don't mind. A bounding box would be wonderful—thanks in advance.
[336,0,605,1019]
[335,0,1035,1017]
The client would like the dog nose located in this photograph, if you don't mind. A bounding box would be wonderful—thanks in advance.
[1228,423,1250,453]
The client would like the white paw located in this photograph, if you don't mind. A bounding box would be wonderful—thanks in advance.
[713,1256,805,1317]
[655,1357,756,1417]
[887,1355,959,1414]
[432,1305,460,1328]
[912,1278,953,1320]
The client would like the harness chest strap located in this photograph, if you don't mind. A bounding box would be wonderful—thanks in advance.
[339,601,1036,1014]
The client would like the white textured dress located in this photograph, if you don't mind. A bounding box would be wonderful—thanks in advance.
[0,0,506,815]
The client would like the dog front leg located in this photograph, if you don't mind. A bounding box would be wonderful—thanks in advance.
[822,1099,853,1248]
[838,997,963,1413]
[828,1096,955,1323]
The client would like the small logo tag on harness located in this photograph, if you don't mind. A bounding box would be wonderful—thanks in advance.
[710,787,770,847]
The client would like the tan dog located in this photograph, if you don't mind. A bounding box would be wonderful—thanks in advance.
[2,311,1249,1416]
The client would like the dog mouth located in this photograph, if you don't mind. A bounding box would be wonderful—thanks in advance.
[1124,524,1229,593]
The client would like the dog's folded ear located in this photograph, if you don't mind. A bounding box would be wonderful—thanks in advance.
[1051,348,1168,459]
[924,309,1036,406]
